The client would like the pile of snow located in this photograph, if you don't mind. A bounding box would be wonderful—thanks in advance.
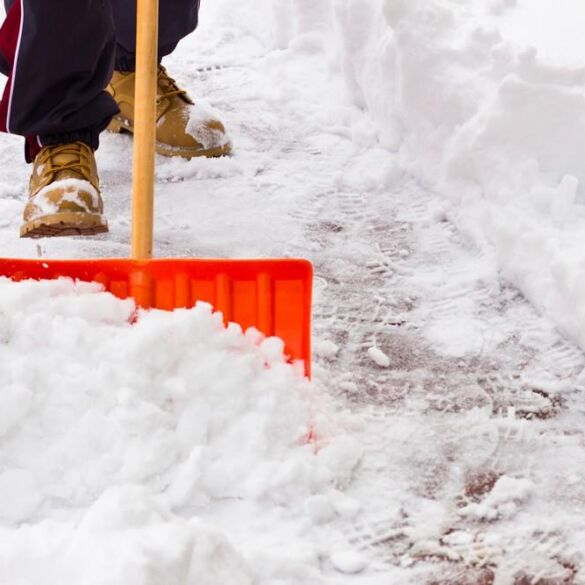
[202,0,585,349]
[459,475,534,521]
[0,277,360,584]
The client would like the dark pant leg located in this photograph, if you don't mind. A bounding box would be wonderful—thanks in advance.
[111,0,201,71]
[0,0,118,160]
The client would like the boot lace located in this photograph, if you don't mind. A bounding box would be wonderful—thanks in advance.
[37,142,94,184]
[157,65,188,101]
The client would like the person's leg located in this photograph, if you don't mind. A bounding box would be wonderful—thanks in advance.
[107,0,231,159]
[0,0,118,161]
[0,0,116,237]
[111,0,201,71]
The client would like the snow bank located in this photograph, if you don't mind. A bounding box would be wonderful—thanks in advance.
[202,0,585,349]
[335,1,585,353]
[0,278,360,584]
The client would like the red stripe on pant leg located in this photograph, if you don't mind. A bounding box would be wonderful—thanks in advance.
[0,81,13,133]
[0,0,22,65]
[25,135,41,162]
[0,0,22,132]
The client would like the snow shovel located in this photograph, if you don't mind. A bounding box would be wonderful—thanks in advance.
[0,0,313,375]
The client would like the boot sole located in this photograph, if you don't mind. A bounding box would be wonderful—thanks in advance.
[108,117,232,159]
[20,213,109,239]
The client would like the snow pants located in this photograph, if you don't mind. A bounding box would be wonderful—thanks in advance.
[0,0,201,160]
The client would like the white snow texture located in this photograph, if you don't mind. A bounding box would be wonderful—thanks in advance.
[0,278,359,584]
[1,0,585,584]
[215,0,585,352]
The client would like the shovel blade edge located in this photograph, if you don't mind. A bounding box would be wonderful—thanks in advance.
[0,258,313,376]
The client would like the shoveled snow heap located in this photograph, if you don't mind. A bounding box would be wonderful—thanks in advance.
[0,277,360,585]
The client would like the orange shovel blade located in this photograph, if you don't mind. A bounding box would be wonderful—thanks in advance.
[0,258,313,376]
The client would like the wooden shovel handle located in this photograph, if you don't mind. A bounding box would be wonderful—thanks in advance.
[131,0,159,260]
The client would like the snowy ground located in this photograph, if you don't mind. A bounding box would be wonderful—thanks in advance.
[2,1,585,584]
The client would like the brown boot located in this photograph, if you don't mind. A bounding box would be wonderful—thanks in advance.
[20,142,108,239]
[107,66,232,159]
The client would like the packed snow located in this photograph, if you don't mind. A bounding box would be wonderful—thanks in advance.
[1,0,585,584]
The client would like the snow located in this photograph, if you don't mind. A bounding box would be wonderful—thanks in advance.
[224,0,585,355]
[329,550,368,575]
[31,178,102,218]
[1,486,256,585]
[0,277,360,583]
[366,347,390,368]
[486,0,585,67]
[184,99,232,150]
[2,0,585,583]
[459,475,534,521]
[313,340,339,359]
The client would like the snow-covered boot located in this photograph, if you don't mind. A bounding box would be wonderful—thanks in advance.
[107,66,232,159]
[20,142,107,239]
